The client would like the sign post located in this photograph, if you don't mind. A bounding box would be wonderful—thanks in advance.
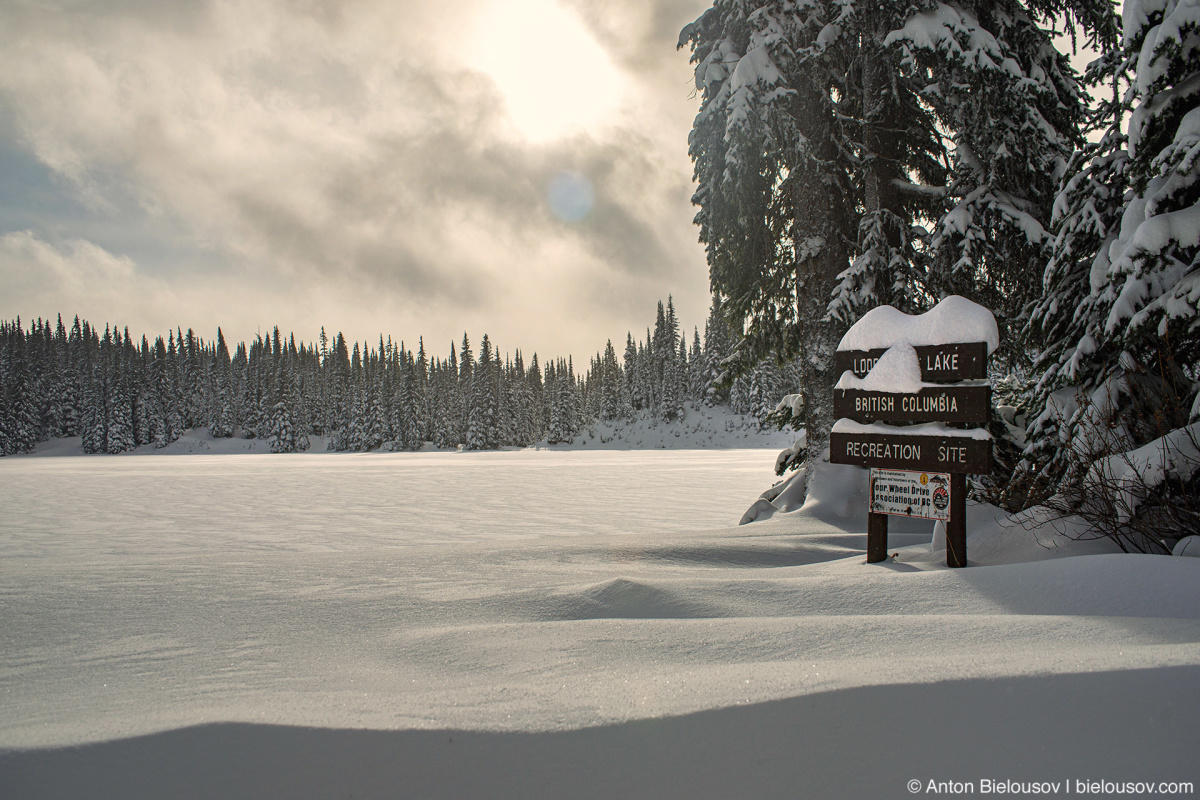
[949,473,967,568]
[830,331,993,567]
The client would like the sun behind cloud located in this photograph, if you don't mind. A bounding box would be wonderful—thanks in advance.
[466,0,626,142]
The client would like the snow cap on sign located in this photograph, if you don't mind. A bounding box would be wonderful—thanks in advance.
[832,419,993,440]
[837,295,999,353]
[836,342,922,393]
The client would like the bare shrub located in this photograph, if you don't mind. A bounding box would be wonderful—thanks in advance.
[1038,384,1200,555]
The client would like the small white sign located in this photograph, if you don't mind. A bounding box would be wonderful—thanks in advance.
[869,468,951,521]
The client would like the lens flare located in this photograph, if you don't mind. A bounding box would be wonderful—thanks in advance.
[547,171,594,222]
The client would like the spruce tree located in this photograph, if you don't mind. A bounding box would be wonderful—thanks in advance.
[527,353,545,441]
[548,356,561,438]
[80,356,104,453]
[0,320,38,454]
[702,300,732,406]
[1014,0,1199,538]
[467,335,500,450]
[210,328,235,438]
[458,333,474,446]
[622,333,639,411]
[600,340,623,421]
[681,0,1100,454]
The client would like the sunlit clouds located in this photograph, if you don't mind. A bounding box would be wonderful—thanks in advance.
[0,0,712,359]
[467,0,625,143]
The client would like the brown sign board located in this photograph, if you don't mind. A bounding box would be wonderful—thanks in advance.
[830,430,991,474]
[835,341,989,383]
[834,385,991,425]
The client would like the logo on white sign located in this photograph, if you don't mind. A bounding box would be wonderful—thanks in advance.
[869,469,952,521]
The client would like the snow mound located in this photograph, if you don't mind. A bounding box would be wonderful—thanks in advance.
[837,295,1000,353]
[739,468,808,524]
[741,454,1122,567]
[550,578,721,620]
[931,519,947,550]
[796,461,873,522]
[1174,536,1200,557]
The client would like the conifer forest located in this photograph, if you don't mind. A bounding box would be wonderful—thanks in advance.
[0,298,789,457]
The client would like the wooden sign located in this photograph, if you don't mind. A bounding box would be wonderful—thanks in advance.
[832,302,996,568]
[830,430,991,474]
[835,341,988,383]
[870,469,952,521]
[834,385,991,425]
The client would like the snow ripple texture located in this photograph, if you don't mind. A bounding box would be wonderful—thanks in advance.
[1,451,1198,798]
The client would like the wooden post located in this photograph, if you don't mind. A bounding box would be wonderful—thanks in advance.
[946,472,967,568]
[867,511,889,563]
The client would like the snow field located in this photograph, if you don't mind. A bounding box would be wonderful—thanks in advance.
[1,451,1198,798]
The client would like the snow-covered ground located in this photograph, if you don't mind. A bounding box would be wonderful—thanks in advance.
[1,450,1198,799]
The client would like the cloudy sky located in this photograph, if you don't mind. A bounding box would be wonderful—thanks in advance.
[0,0,714,361]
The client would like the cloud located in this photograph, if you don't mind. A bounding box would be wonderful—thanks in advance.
[566,0,710,73]
[0,0,713,358]
[0,231,167,330]
[0,231,135,295]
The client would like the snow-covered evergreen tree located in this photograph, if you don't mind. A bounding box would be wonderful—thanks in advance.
[154,333,183,447]
[660,341,684,422]
[1012,0,1198,536]
[132,336,153,447]
[457,333,473,447]
[687,327,704,402]
[891,1,1111,365]
[269,399,299,453]
[637,334,654,412]
[362,366,386,451]
[60,316,84,438]
[681,0,1105,455]
[526,353,545,442]
[622,333,640,412]
[599,339,624,422]
[681,0,858,454]
[544,358,562,443]
[563,357,580,440]
[414,337,431,443]
[430,353,457,450]
[0,319,39,455]
[701,300,732,406]
[466,334,500,450]
[104,331,135,453]
[747,360,781,431]
[210,328,235,438]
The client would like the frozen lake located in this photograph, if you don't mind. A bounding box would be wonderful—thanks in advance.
[3,448,1199,798]
[1,448,796,749]
[0,449,781,558]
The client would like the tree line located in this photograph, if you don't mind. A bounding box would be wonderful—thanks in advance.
[0,298,791,456]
